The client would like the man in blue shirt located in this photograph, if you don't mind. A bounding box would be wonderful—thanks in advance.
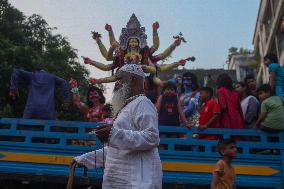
[10,68,71,120]
[264,53,284,99]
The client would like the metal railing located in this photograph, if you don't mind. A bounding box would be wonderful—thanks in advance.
[0,118,283,188]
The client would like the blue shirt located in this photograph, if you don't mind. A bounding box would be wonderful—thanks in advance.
[268,63,284,87]
[10,69,71,120]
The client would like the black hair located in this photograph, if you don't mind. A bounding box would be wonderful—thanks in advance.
[257,84,272,94]
[103,103,112,113]
[217,138,235,156]
[216,73,233,90]
[145,74,156,90]
[264,53,278,63]
[244,74,255,84]
[180,72,199,93]
[87,86,105,107]
[162,82,177,94]
[235,81,246,88]
[235,81,251,96]
[200,87,213,98]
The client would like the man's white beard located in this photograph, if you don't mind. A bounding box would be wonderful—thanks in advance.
[111,83,131,117]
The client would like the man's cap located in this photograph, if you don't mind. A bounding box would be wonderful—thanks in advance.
[118,64,145,78]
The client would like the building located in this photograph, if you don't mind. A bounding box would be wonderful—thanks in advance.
[253,0,284,84]
[228,54,256,81]
[159,68,237,87]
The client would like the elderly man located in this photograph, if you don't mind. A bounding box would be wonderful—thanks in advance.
[71,64,162,189]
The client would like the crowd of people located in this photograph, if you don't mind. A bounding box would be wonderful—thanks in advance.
[9,53,284,136]
[154,53,284,136]
[6,13,284,189]
[8,52,284,189]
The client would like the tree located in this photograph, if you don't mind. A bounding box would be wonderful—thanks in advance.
[227,46,253,62]
[0,0,94,121]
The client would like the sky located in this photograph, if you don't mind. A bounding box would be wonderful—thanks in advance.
[9,0,260,100]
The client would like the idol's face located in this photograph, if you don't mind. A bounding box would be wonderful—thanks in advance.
[128,38,139,50]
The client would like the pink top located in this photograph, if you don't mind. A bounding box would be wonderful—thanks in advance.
[217,87,244,129]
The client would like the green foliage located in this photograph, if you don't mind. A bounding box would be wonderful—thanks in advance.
[228,46,253,62]
[0,0,91,120]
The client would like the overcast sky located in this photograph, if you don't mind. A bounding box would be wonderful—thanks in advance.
[9,0,260,100]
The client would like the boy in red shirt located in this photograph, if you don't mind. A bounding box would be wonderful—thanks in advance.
[198,87,221,139]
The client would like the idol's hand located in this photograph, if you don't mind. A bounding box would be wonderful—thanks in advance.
[111,41,119,49]
[174,38,181,47]
[83,57,92,65]
[89,78,97,85]
[152,22,159,31]
[141,65,149,73]
[105,24,113,32]
[178,59,186,66]
[91,31,101,41]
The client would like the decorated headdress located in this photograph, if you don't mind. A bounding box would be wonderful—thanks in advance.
[118,64,145,78]
[119,14,148,50]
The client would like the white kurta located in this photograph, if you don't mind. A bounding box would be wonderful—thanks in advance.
[75,96,162,189]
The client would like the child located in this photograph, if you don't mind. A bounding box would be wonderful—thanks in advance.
[263,53,284,99]
[156,82,189,128]
[211,138,237,189]
[234,82,259,129]
[244,74,258,98]
[198,87,221,140]
[256,84,284,131]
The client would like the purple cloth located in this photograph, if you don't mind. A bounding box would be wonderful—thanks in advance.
[10,69,71,120]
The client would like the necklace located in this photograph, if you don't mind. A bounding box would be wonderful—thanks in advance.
[107,93,145,145]
[113,93,145,121]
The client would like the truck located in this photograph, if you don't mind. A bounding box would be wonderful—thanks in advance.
[0,118,283,188]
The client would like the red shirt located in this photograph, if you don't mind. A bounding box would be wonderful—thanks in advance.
[199,99,221,140]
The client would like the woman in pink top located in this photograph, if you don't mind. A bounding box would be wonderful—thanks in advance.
[216,74,244,129]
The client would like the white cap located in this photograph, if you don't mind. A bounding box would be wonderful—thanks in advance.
[118,64,145,78]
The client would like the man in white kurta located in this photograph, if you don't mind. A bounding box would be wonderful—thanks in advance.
[73,64,162,189]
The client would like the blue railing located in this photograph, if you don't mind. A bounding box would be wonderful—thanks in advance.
[0,118,283,188]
